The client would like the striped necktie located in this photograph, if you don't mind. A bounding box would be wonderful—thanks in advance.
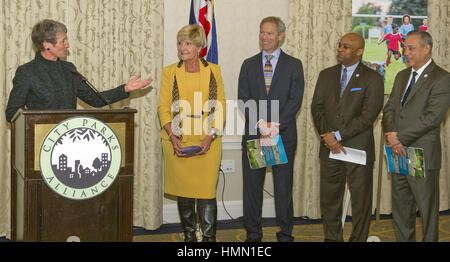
[340,67,347,98]
[401,71,418,105]
[264,55,274,94]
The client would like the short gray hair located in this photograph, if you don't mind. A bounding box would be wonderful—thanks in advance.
[31,19,67,51]
[260,16,286,35]
[407,30,433,52]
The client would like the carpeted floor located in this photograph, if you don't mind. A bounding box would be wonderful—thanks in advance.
[133,210,450,242]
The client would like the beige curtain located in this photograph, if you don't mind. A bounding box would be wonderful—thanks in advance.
[429,0,450,211]
[286,0,353,219]
[0,0,164,237]
[287,0,450,219]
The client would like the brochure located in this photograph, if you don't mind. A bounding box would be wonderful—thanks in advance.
[329,146,367,166]
[384,146,425,178]
[246,135,288,169]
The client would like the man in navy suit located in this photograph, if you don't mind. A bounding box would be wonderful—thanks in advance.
[238,16,304,242]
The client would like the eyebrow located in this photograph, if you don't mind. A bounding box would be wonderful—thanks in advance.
[339,42,352,47]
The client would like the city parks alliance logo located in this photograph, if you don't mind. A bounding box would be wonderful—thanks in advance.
[40,117,122,200]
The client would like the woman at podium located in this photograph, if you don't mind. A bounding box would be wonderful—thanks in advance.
[5,19,152,122]
[158,24,226,242]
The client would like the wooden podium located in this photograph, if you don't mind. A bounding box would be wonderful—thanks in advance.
[10,109,136,242]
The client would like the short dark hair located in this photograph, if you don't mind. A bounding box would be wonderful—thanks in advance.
[31,19,67,51]
[402,14,411,24]
[407,30,433,52]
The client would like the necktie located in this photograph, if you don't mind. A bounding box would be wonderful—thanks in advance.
[340,67,347,98]
[264,55,273,94]
[401,71,418,105]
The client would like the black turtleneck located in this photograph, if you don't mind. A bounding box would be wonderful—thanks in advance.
[5,52,128,122]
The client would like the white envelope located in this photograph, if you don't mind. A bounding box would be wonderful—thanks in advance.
[329,146,366,166]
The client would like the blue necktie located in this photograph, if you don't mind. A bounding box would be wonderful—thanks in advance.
[402,71,418,105]
[340,67,347,98]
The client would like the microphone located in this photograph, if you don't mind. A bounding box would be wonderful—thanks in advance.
[71,69,112,109]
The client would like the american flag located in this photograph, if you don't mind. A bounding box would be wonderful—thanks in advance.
[189,0,218,64]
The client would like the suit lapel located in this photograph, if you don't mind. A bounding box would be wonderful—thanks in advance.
[338,62,363,106]
[321,64,341,110]
[174,59,211,99]
[333,65,342,104]
[254,53,267,99]
[174,63,185,99]
[403,61,436,106]
[199,61,210,96]
[395,70,410,106]
[268,51,285,96]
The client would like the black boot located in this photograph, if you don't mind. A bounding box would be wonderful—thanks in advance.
[197,198,217,242]
[177,197,197,242]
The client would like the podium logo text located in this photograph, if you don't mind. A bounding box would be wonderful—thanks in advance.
[39,117,122,200]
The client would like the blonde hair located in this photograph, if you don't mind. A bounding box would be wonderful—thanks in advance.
[177,24,205,47]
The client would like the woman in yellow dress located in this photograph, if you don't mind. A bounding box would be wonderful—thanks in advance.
[158,24,226,242]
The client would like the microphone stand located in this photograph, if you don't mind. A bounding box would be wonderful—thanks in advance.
[72,70,112,109]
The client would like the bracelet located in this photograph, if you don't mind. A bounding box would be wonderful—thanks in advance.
[208,132,216,140]
[208,128,219,139]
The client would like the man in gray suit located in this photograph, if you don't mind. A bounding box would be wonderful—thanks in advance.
[311,33,384,242]
[238,16,304,242]
[383,31,450,242]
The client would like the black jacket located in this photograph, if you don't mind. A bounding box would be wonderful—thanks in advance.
[5,52,129,122]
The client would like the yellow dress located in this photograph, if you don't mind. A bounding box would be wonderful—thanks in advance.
[158,60,226,199]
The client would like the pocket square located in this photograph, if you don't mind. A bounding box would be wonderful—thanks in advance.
[350,88,361,92]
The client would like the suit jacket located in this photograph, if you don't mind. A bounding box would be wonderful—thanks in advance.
[158,60,226,143]
[383,60,450,169]
[238,50,304,147]
[5,52,128,122]
[311,62,384,162]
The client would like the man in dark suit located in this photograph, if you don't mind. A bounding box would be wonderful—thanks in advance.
[311,33,384,242]
[383,31,450,242]
[238,16,304,242]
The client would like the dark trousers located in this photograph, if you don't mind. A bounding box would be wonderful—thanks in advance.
[242,144,295,242]
[392,169,440,242]
[320,158,374,242]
